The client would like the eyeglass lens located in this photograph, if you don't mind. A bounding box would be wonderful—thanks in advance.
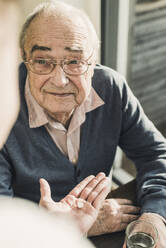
[29,59,88,75]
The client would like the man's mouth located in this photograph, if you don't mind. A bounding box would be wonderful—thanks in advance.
[48,92,74,97]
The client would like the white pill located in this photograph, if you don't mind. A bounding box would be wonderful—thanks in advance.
[77,201,84,209]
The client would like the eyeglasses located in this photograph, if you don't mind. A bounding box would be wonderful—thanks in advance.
[24,52,93,76]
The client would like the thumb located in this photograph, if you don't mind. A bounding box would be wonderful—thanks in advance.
[39,178,51,201]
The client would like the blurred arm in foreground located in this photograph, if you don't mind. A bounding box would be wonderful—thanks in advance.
[0,0,20,148]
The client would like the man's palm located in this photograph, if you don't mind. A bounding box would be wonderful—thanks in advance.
[39,173,110,234]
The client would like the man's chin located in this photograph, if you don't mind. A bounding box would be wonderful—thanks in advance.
[45,105,77,115]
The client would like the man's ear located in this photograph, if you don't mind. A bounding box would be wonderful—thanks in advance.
[90,66,95,78]
[87,51,97,78]
[20,48,26,61]
[20,48,24,60]
[89,58,97,78]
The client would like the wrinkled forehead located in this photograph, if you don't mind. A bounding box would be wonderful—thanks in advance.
[25,15,92,56]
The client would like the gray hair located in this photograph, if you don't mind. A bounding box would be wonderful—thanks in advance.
[19,1,100,61]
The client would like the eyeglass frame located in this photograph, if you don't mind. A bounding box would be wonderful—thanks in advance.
[24,50,94,76]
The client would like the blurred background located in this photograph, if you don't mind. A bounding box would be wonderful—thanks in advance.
[2,0,166,185]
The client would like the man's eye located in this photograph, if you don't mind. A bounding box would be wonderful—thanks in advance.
[34,59,47,65]
[68,60,79,65]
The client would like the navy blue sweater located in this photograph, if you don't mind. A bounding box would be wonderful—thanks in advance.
[0,63,166,219]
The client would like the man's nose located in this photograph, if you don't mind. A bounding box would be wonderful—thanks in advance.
[50,65,69,87]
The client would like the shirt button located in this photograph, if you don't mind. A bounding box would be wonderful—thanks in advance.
[72,158,77,164]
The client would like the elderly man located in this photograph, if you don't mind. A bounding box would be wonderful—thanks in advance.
[0,1,166,246]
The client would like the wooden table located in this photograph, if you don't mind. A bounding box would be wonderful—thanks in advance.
[89,179,137,248]
[90,231,125,248]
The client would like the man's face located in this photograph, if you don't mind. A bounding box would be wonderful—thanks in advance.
[24,15,95,116]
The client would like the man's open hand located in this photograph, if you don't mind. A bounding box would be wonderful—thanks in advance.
[39,172,110,234]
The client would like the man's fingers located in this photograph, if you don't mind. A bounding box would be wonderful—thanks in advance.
[61,195,76,207]
[121,214,139,223]
[92,180,111,210]
[39,178,51,201]
[118,223,128,232]
[62,195,86,210]
[121,205,140,214]
[69,175,95,197]
[87,177,110,204]
[115,198,134,205]
[79,172,106,200]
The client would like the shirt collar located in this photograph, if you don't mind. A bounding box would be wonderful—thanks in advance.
[25,77,105,130]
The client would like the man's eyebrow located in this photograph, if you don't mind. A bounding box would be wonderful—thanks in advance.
[31,45,51,54]
[30,45,83,54]
[65,47,83,54]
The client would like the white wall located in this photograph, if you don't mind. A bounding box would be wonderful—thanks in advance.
[20,0,46,22]
[54,0,101,42]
